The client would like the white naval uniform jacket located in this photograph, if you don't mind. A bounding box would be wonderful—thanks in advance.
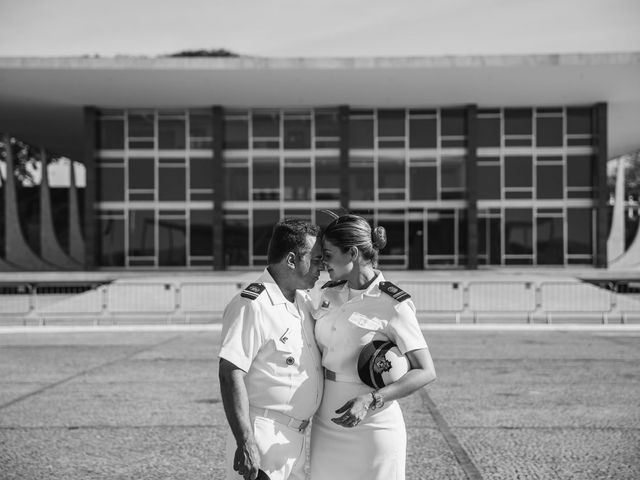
[219,269,323,421]
[313,271,428,383]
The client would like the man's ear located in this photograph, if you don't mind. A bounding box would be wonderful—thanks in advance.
[285,252,297,269]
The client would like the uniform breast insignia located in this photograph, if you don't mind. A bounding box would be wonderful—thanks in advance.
[279,328,290,344]
[240,283,266,300]
[321,280,347,289]
[378,281,411,302]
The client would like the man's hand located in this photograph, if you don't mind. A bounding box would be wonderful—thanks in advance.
[234,440,261,480]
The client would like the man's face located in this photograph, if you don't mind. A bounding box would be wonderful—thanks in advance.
[295,235,323,290]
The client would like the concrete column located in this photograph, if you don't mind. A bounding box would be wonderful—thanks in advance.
[338,105,350,212]
[83,107,97,268]
[593,103,608,268]
[465,104,479,269]
[212,106,226,270]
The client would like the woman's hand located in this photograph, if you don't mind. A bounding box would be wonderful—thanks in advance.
[331,393,372,428]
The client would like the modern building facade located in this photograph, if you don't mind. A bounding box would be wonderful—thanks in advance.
[1,53,639,271]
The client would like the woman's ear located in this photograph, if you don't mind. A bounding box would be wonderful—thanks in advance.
[349,246,359,261]
[285,252,297,269]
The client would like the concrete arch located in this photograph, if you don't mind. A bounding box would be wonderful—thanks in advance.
[2,134,52,270]
[608,154,640,269]
[39,150,82,269]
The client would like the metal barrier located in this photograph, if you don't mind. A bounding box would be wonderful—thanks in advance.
[0,284,33,322]
[397,281,465,322]
[468,281,537,322]
[539,282,615,323]
[1,279,639,325]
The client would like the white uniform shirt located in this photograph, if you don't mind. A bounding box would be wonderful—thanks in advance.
[314,271,428,382]
[219,269,323,420]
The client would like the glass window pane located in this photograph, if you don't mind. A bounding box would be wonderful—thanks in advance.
[536,116,563,147]
[316,156,339,189]
[536,165,563,199]
[567,208,592,255]
[129,210,155,257]
[284,166,311,200]
[441,109,465,136]
[427,211,454,255]
[253,157,280,193]
[98,167,125,201]
[253,210,280,256]
[378,156,405,189]
[477,165,501,199]
[350,118,374,148]
[226,167,249,201]
[477,117,501,147]
[505,156,532,188]
[159,218,186,266]
[284,118,311,149]
[158,118,186,149]
[98,119,124,149]
[315,111,340,137]
[504,109,532,135]
[128,112,154,137]
[224,216,249,265]
[537,217,564,264]
[350,163,374,201]
[409,166,437,200]
[128,158,155,190]
[441,156,466,189]
[189,157,213,189]
[253,112,280,137]
[378,110,405,137]
[224,119,248,149]
[159,167,186,201]
[380,217,405,256]
[98,217,125,266]
[190,112,213,149]
[567,107,592,135]
[567,155,593,187]
[409,118,437,148]
[190,210,212,256]
[505,209,533,255]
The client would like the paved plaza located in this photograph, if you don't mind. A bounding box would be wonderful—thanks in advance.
[0,326,639,479]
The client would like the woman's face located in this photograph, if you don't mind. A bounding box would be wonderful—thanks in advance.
[322,238,354,281]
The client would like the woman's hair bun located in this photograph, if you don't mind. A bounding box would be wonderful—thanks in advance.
[371,226,387,250]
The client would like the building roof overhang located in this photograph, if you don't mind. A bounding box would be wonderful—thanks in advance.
[1,52,639,158]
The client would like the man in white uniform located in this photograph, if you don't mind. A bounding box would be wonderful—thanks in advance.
[219,219,324,480]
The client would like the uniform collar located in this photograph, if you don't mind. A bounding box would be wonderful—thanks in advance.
[362,270,385,298]
[256,268,290,306]
[339,270,385,302]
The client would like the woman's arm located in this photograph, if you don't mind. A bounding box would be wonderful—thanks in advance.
[331,347,436,427]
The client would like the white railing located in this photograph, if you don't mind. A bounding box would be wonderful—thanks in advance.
[0,280,639,325]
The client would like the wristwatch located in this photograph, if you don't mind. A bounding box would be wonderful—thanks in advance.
[370,390,384,410]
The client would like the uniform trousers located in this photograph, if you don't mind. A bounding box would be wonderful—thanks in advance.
[309,379,406,480]
[225,413,307,480]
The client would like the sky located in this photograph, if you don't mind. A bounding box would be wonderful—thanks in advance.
[1,0,639,58]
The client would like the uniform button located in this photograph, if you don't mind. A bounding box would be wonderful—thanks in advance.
[286,356,295,365]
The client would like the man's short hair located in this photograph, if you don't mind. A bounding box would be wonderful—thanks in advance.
[267,219,320,264]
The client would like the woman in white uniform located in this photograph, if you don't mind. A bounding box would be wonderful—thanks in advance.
[310,214,437,480]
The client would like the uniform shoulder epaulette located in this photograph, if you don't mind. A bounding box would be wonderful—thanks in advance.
[321,280,347,289]
[379,281,411,302]
[240,283,266,300]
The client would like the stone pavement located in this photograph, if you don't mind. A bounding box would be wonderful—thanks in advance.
[0,326,639,479]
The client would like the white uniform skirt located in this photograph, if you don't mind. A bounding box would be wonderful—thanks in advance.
[309,379,406,480]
